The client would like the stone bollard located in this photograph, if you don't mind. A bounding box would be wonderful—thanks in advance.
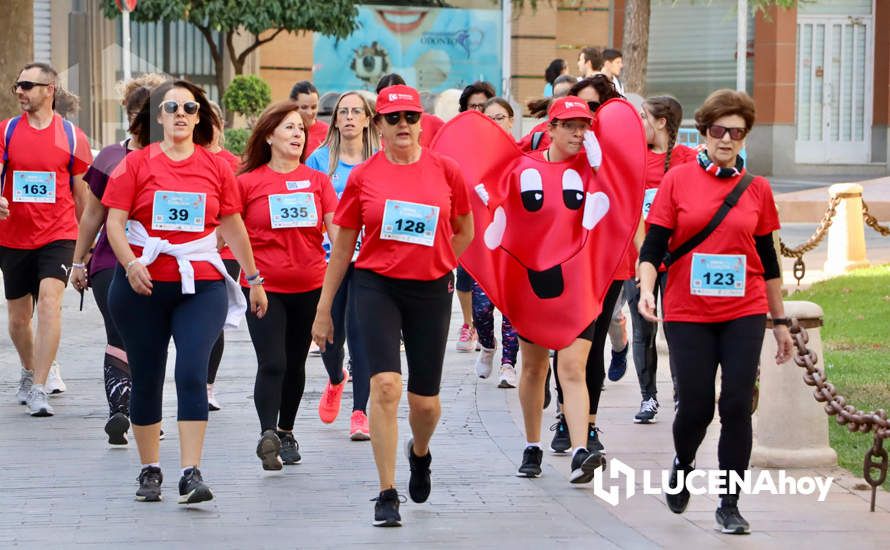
[824,183,870,276]
[751,301,838,468]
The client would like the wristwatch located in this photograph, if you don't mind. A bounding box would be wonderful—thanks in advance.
[772,317,791,327]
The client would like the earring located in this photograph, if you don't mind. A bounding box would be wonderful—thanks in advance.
[266,140,272,145]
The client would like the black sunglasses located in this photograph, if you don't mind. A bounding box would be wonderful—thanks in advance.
[160,100,200,115]
[12,81,50,93]
[383,111,421,125]
[708,125,747,141]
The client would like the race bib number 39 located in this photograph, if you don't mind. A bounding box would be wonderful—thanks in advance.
[690,253,746,297]
[380,199,439,247]
[269,193,318,229]
[12,171,56,203]
[152,191,206,232]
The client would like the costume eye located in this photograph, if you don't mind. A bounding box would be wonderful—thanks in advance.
[520,168,543,212]
[561,169,584,210]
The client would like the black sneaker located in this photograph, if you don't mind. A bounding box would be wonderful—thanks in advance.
[405,438,432,503]
[543,367,552,410]
[569,448,604,484]
[608,344,628,381]
[105,412,130,445]
[256,429,283,471]
[587,424,605,453]
[278,432,301,465]
[516,446,543,477]
[372,488,402,527]
[549,415,570,453]
[135,466,162,502]
[665,458,694,514]
[178,467,213,504]
[715,496,750,534]
[634,397,659,424]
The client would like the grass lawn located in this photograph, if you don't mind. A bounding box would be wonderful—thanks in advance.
[791,264,890,491]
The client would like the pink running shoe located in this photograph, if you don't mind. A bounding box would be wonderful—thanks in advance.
[319,367,349,424]
[456,323,477,353]
[350,410,370,441]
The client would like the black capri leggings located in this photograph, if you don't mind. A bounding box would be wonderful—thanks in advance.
[108,267,226,425]
[245,287,320,433]
[90,267,125,350]
[207,259,242,384]
[353,269,453,397]
[665,314,765,488]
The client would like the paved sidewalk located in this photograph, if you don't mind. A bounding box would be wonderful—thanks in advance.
[1,288,888,549]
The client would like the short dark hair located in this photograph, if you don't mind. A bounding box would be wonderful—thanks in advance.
[458,81,496,112]
[483,97,514,118]
[694,89,756,135]
[580,47,603,71]
[603,49,622,62]
[129,79,218,147]
[544,59,566,86]
[289,80,318,100]
[569,75,622,104]
[376,73,406,94]
[20,62,59,108]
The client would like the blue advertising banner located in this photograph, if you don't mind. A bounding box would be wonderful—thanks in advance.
[313,5,502,94]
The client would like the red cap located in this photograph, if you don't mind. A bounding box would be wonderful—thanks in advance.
[376,85,424,114]
[548,96,594,122]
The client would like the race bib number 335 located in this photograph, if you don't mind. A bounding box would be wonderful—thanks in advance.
[152,191,206,232]
[690,253,746,297]
[380,199,439,247]
[269,192,318,229]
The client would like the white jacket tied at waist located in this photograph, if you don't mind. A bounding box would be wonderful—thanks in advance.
[126,221,246,329]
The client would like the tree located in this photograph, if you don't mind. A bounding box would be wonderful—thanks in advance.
[100,0,360,102]
[222,75,271,127]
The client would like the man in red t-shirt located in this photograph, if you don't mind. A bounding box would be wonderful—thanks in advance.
[289,81,329,158]
[0,62,93,416]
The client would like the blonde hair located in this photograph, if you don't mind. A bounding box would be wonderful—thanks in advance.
[320,91,380,178]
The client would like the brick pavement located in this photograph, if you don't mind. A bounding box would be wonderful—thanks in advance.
[0,283,888,549]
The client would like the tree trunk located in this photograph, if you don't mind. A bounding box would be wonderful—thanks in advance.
[621,0,651,96]
[0,0,33,116]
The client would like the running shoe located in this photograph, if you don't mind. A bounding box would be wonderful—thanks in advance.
[715,497,750,534]
[456,323,476,353]
[497,365,518,388]
[665,458,694,514]
[105,412,130,445]
[46,361,67,394]
[178,467,213,504]
[405,438,432,503]
[549,415,570,454]
[634,397,659,424]
[475,343,496,378]
[587,424,605,453]
[607,344,628,381]
[207,384,221,411]
[569,448,604,484]
[516,446,543,477]
[319,367,349,423]
[16,368,33,405]
[278,432,301,464]
[350,410,370,441]
[256,429,283,471]
[135,465,163,502]
[309,341,322,356]
[26,387,54,417]
[372,488,402,527]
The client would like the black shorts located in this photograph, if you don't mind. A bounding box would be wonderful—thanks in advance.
[353,268,454,397]
[0,240,74,300]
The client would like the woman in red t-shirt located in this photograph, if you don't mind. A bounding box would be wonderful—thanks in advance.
[103,80,267,505]
[289,81,329,158]
[237,100,338,471]
[638,90,793,534]
[312,85,474,527]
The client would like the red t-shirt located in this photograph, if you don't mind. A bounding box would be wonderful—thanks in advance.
[518,120,551,152]
[335,149,471,281]
[213,148,241,261]
[420,114,445,147]
[305,120,330,158]
[237,164,337,293]
[102,143,241,282]
[0,113,92,249]
[646,163,780,323]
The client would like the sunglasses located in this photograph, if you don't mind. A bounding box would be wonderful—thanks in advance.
[383,111,421,125]
[160,100,200,115]
[708,125,747,141]
[12,81,50,93]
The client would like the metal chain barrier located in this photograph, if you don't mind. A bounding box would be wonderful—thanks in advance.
[788,318,889,512]
[862,200,890,237]
[778,196,841,285]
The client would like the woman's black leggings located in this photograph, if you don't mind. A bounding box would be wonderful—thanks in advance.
[108,267,226,425]
[665,314,765,489]
[207,259,241,385]
[245,287,320,433]
[623,273,673,401]
[320,264,370,412]
[552,279,623,415]
[91,267,131,417]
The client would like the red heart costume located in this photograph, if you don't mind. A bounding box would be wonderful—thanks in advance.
[431,99,646,349]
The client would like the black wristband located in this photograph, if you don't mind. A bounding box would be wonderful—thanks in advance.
[772,317,791,327]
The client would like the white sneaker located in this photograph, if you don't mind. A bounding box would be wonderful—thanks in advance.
[497,365,518,388]
[26,387,54,417]
[46,361,67,394]
[16,368,33,404]
[475,339,497,379]
[207,384,221,411]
